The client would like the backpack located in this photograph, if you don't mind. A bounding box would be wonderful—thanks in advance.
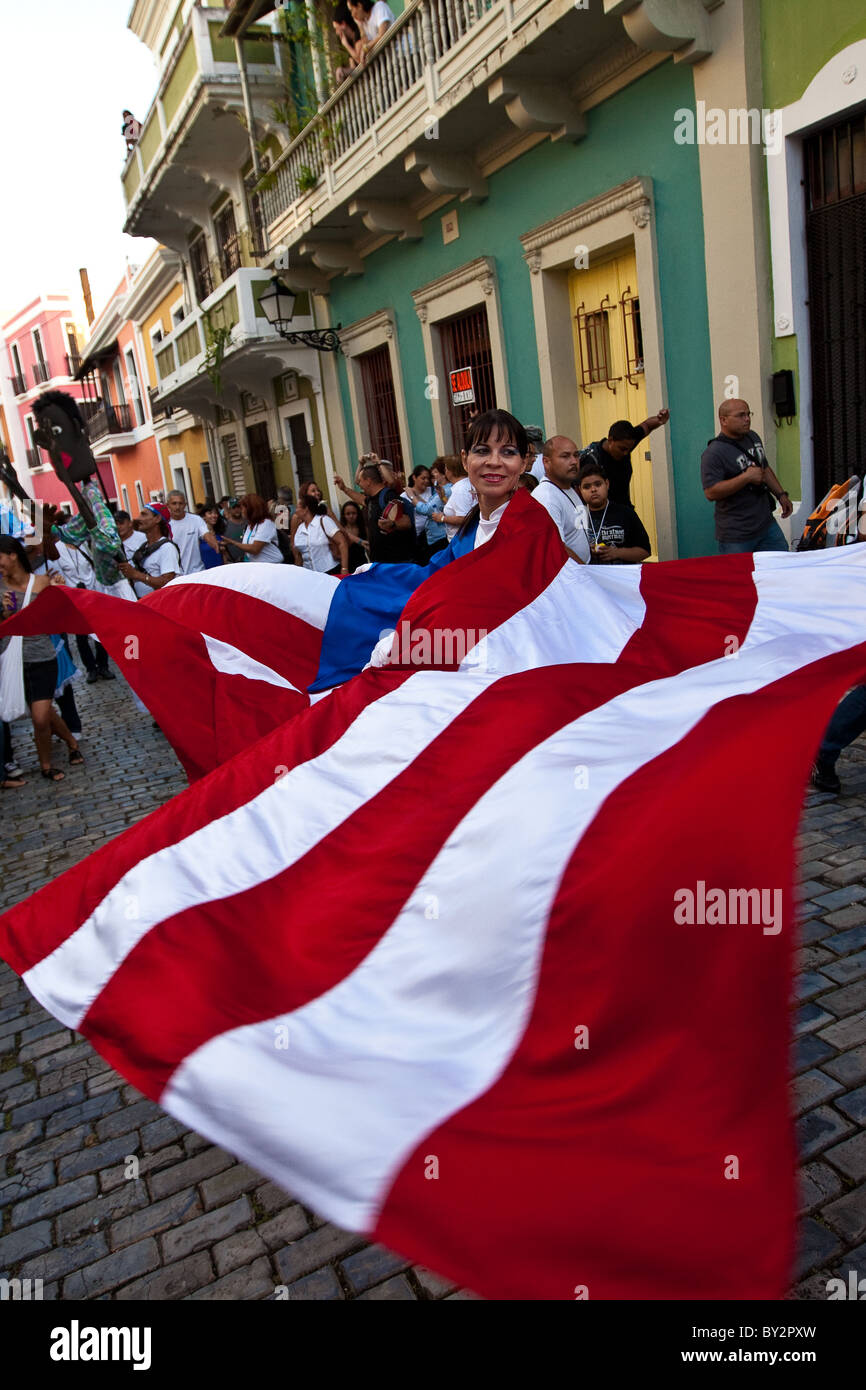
[796,476,863,551]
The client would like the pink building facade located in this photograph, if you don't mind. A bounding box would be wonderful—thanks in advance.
[1,294,116,506]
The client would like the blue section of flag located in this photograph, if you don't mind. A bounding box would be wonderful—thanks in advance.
[309,529,477,691]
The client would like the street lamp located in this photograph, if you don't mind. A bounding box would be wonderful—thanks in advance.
[258,275,342,353]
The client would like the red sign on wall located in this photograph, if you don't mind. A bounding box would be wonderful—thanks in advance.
[449,366,475,405]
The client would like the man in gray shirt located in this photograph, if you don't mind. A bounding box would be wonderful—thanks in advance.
[701,400,793,552]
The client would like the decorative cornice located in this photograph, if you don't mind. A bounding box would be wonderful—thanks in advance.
[412,257,498,313]
[339,307,396,356]
[520,178,653,266]
[570,37,649,100]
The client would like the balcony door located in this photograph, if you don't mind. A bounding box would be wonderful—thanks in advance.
[214,202,240,280]
[246,421,276,499]
[569,247,658,557]
[439,306,496,453]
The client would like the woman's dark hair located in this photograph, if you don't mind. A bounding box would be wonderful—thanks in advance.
[340,500,366,537]
[240,493,268,526]
[202,500,226,536]
[409,465,431,486]
[298,481,322,505]
[464,409,528,460]
[333,1,360,37]
[0,535,31,573]
[296,493,317,518]
[350,0,376,12]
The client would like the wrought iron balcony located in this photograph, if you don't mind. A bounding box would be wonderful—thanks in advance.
[32,362,51,385]
[88,402,134,440]
[66,352,83,376]
[10,373,25,396]
[25,446,44,469]
[148,386,172,421]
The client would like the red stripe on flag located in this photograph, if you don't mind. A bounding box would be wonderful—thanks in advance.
[375,644,866,1300]
[79,566,763,1097]
[144,583,323,691]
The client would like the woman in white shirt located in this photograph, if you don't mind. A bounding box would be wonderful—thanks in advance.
[222,494,284,565]
[292,495,349,575]
[335,0,394,79]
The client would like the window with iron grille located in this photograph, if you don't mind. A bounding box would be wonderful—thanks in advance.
[189,235,213,303]
[439,305,496,452]
[804,114,866,498]
[359,344,404,469]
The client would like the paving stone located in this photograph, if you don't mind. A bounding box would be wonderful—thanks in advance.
[44,1091,123,1139]
[791,1069,845,1114]
[0,1220,54,1268]
[829,1239,866,1282]
[162,1195,252,1264]
[182,1132,210,1157]
[95,1099,165,1143]
[57,1133,139,1181]
[0,1120,44,1157]
[821,1183,866,1244]
[33,1039,95,1075]
[825,919,866,945]
[252,1180,295,1217]
[116,1251,214,1301]
[797,1105,855,1160]
[822,1044,866,1086]
[140,1114,188,1152]
[16,1123,90,1169]
[257,1204,309,1251]
[17,1030,73,1062]
[200,1163,262,1211]
[793,1002,836,1037]
[110,1185,201,1250]
[213,1228,268,1277]
[798,920,833,945]
[795,1219,844,1277]
[796,944,836,972]
[797,861,831,880]
[834,1083,866,1125]
[818,1008,866,1050]
[0,1066,29,1092]
[824,845,866,866]
[62,1238,160,1299]
[798,1162,844,1214]
[823,859,866,887]
[100,1146,185,1194]
[0,1162,55,1204]
[822,949,866,985]
[2,1080,36,1109]
[820,980,866,1018]
[356,1274,417,1300]
[279,1266,345,1300]
[18,1232,108,1284]
[88,1071,126,1098]
[795,972,836,1001]
[792,1034,836,1075]
[413,1265,458,1299]
[339,1244,410,1295]
[149,1147,234,1201]
[813,885,866,912]
[11,1175,98,1230]
[187,1256,274,1301]
[824,1132,866,1181]
[274,1222,365,1285]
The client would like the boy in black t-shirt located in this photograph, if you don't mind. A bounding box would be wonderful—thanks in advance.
[577,461,651,564]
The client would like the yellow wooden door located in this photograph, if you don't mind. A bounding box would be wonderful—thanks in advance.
[569,249,658,557]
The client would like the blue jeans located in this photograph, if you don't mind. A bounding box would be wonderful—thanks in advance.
[717,519,789,555]
[819,685,866,765]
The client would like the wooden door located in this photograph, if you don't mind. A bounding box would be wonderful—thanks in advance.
[569,248,658,556]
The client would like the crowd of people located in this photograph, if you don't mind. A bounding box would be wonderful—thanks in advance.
[1,391,862,794]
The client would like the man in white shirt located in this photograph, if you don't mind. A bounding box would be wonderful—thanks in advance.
[166,491,219,574]
[439,460,475,542]
[532,436,591,564]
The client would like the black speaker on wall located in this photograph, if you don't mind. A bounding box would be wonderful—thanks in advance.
[772,369,796,423]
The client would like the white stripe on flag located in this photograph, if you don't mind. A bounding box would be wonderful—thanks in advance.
[202,635,303,693]
[164,563,338,629]
[162,553,866,1230]
[23,562,642,1026]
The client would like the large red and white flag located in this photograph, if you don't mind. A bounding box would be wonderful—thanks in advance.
[2,498,866,1299]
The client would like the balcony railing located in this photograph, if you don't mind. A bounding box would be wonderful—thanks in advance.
[10,373,25,396]
[25,446,43,469]
[66,352,83,376]
[192,226,268,305]
[32,361,51,386]
[148,386,172,421]
[260,0,497,225]
[88,402,134,440]
[79,397,104,422]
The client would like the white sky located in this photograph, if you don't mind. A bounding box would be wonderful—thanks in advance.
[0,0,160,330]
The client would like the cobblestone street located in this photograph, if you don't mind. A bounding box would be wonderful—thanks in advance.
[2,667,866,1301]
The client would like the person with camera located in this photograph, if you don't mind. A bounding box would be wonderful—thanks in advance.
[701,400,793,553]
[292,495,349,575]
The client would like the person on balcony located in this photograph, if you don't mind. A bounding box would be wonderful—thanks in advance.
[122,110,142,153]
[334,0,394,81]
